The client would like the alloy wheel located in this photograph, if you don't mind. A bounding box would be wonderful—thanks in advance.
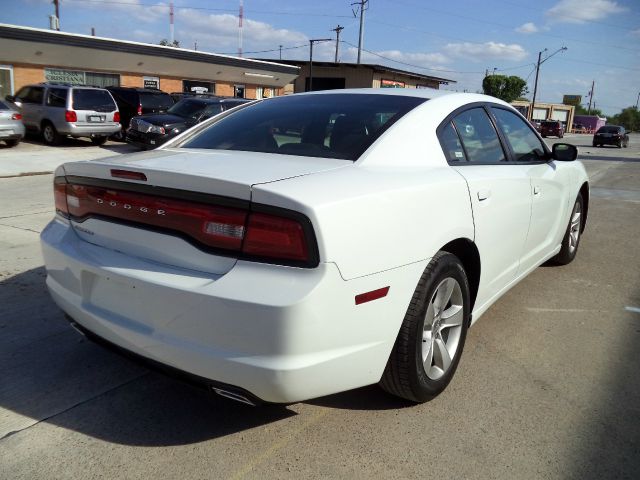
[568,200,581,253]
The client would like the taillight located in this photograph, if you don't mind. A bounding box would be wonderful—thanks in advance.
[58,179,317,267]
[53,178,69,217]
[114,111,120,123]
[11,113,22,120]
[65,110,77,122]
[137,104,143,115]
[243,213,309,262]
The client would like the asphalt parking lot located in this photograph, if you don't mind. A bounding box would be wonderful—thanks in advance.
[1,134,638,479]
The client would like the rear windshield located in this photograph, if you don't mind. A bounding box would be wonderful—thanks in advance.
[72,89,116,112]
[597,126,620,133]
[167,99,208,119]
[140,92,174,110]
[542,121,559,126]
[180,93,426,160]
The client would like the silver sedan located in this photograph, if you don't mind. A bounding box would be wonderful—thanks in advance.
[0,100,25,147]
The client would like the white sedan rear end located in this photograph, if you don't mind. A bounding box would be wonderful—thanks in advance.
[41,89,589,404]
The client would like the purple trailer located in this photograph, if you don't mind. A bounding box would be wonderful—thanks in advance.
[574,115,606,134]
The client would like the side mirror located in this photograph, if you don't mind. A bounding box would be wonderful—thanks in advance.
[5,95,15,103]
[552,143,578,161]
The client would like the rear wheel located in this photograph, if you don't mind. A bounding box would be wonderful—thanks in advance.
[91,136,108,146]
[42,122,60,146]
[5,139,19,147]
[551,193,583,265]
[380,252,470,402]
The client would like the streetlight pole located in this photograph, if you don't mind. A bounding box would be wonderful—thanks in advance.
[635,91,639,110]
[530,46,567,121]
[308,38,331,92]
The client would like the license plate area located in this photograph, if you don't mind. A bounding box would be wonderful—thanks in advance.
[88,115,106,123]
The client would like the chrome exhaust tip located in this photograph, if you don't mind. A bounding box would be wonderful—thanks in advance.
[212,387,256,406]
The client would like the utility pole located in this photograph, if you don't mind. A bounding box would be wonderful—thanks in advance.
[331,25,344,63]
[308,38,331,92]
[352,0,369,64]
[52,0,60,30]
[587,80,595,115]
[530,46,567,120]
[279,45,283,60]
[636,91,639,110]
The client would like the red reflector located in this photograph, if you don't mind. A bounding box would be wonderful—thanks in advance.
[65,110,77,122]
[53,179,69,216]
[243,213,308,261]
[355,287,390,305]
[114,111,120,123]
[11,113,22,120]
[110,169,147,181]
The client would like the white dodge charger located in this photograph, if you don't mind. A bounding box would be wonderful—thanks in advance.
[41,89,589,405]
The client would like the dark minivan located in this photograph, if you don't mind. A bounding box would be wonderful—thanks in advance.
[126,96,251,149]
[107,87,174,140]
[593,125,629,148]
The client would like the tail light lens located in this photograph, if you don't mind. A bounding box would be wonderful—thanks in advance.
[65,110,77,122]
[11,113,22,120]
[137,104,143,115]
[55,179,317,267]
[114,111,120,123]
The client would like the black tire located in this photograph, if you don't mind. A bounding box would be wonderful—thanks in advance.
[41,122,60,146]
[380,251,470,402]
[5,139,19,147]
[542,134,547,138]
[617,141,622,149]
[91,136,108,146]
[551,193,584,265]
[623,140,629,148]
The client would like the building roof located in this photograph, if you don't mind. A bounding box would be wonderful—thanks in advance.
[257,59,456,85]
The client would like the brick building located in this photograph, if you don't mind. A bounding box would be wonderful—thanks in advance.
[0,24,298,100]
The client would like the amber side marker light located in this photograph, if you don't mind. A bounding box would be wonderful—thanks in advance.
[355,286,390,305]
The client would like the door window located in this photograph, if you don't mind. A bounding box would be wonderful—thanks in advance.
[24,87,44,104]
[439,122,467,162]
[452,108,505,163]
[491,108,547,162]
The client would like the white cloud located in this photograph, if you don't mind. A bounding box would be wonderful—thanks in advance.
[444,41,528,62]
[546,0,626,24]
[515,22,538,34]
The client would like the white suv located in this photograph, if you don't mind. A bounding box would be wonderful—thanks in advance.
[6,83,120,145]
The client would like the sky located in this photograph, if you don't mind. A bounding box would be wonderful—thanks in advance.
[1,0,639,115]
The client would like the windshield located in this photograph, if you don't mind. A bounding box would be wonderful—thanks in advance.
[167,99,208,119]
[180,93,426,160]
[597,126,620,133]
[140,92,174,110]
[72,89,116,112]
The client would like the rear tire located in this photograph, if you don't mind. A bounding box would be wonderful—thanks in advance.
[5,139,19,147]
[380,252,470,402]
[91,136,108,146]
[42,122,60,146]
[551,193,583,265]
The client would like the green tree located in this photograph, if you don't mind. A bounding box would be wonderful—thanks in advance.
[482,75,529,103]
[608,107,640,131]
[159,39,180,47]
[574,104,603,117]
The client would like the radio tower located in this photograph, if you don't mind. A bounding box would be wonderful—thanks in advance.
[169,2,174,45]
[238,0,244,57]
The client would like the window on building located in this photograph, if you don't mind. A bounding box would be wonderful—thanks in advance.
[85,72,120,88]
[183,80,215,94]
[234,85,245,98]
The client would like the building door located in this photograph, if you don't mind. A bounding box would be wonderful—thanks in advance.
[0,66,13,99]
[234,85,245,98]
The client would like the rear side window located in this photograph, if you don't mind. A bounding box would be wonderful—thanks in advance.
[181,94,426,160]
[439,122,466,162]
[140,92,174,110]
[23,87,44,105]
[452,108,506,163]
[46,88,68,108]
[72,89,116,111]
[491,108,546,162]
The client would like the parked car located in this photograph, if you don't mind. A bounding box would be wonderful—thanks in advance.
[41,90,589,405]
[6,83,120,145]
[169,91,222,103]
[0,100,25,147]
[540,120,564,138]
[106,87,174,140]
[592,125,629,148]
[572,123,586,133]
[126,96,251,149]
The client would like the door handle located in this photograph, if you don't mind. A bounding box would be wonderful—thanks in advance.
[533,185,541,195]
[477,189,491,201]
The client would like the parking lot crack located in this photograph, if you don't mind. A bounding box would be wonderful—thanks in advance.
[0,210,52,220]
[0,372,149,443]
[0,222,42,234]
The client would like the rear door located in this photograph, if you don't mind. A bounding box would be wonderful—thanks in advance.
[16,86,44,129]
[440,105,532,310]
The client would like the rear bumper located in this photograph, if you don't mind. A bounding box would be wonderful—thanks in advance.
[0,124,25,139]
[58,122,121,137]
[593,136,623,145]
[41,218,424,403]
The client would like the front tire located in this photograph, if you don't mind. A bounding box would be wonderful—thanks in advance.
[380,252,470,402]
[551,193,583,265]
